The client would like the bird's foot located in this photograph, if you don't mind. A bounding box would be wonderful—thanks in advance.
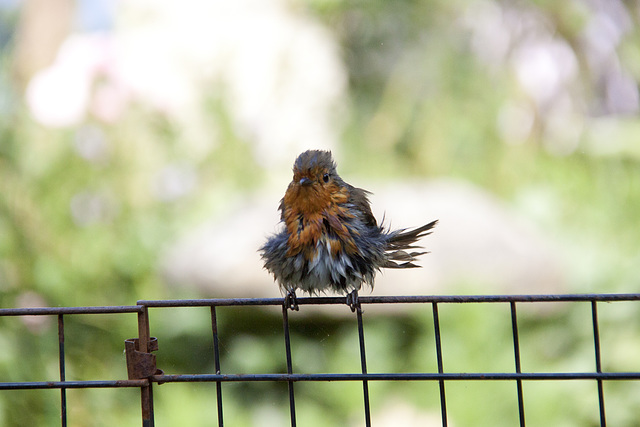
[284,290,299,311]
[346,290,361,313]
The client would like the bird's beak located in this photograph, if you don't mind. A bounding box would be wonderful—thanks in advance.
[299,177,312,186]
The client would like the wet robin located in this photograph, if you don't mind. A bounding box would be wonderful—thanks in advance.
[260,150,437,311]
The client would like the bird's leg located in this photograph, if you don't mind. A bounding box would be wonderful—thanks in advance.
[284,290,299,311]
[346,289,360,313]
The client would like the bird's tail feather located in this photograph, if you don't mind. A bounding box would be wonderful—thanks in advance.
[383,220,437,268]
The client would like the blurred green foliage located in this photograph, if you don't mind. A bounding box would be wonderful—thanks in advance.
[1,0,640,426]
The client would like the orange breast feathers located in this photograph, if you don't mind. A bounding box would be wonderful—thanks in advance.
[282,182,357,258]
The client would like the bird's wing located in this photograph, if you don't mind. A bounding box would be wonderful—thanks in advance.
[348,185,377,227]
[277,197,283,220]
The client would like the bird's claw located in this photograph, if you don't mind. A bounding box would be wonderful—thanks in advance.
[284,290,299,311]
[346,290,361,313]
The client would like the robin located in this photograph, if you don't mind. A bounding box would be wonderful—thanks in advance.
[260,150,437,311]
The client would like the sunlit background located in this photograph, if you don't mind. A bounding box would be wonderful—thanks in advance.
[1,0,640,425]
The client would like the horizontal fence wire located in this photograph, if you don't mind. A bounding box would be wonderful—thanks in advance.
[137,293,640,306]
[146,372,640,381]
[1,293,640,427]
[0,380,149,390]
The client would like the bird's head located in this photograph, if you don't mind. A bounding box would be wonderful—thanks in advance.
[283,150,345,216]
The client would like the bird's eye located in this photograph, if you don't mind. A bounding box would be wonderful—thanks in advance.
[322,173,330,183]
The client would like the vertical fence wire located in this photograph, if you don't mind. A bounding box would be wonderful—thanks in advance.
[210,306,224,427]
[591,301,606,427]
[510,302,525,427]
[281,305,297,427]
[57,314,67,427]
[356,307,372,427]
[431,302,448,427]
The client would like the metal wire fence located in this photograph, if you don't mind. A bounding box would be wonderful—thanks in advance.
[1,293,640,426]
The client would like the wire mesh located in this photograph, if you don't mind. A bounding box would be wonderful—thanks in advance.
[1,293,640,426]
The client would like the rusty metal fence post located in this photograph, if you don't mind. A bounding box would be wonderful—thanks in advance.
[124,303,163,427]
[138,305,154,427]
